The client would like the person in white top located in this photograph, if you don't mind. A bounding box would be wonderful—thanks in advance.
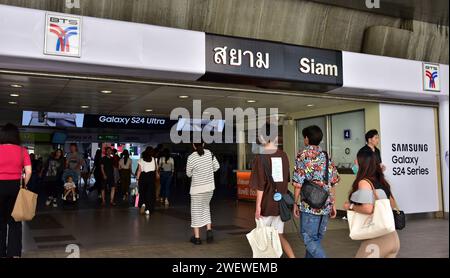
[136,147,158,216]
[186,143,220,245]
[158,148,174,206]
[119,150,132,202]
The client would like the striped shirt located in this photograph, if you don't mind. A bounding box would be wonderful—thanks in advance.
[186,150,220,195]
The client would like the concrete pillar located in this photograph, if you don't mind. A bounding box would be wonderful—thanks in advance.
[439,97,449,214]
[237,129,246,170]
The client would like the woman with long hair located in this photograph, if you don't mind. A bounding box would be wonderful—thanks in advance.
[0,123,32,257]
[344,150,400,258]
[158,148,174,206]
[119,150,132,202]
[186,143,219,245]
[136,147,158,215]
[91,149,103,197]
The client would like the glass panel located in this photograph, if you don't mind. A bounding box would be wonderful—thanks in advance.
[331,110,365,172]
[296,116,327,153]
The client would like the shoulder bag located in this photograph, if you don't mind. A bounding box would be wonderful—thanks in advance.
[347,179,396,240]
[246,219,283,258]
[300,151,330,209]
[11,147,38,222]
[391,195,406,230]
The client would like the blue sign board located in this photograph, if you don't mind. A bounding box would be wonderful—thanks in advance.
[344,129,351,140]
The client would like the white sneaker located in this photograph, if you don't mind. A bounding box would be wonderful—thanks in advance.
[45,199,52,206]
[164,199,169,206]
[52,200,58,208]
[145,210,150,215]
[140,204,146,214]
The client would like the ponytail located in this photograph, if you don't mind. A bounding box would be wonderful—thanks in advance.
[194,143,204,156]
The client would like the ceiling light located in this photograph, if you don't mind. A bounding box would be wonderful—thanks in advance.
[10,84,23,88]
[100,90,112,94]
[10,93,20,97]
[8,101,17,105]
[80,105,89,109]
[145,109,153,112]
[307,104,315,107]
[247,100,257,103]
[178,95,189,99]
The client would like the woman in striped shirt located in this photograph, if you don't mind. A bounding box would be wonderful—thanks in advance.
[186,143,220,245]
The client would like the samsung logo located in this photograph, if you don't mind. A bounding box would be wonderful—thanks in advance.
[299,58,339,77]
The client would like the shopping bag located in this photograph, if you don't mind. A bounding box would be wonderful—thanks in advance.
[11,188,38,222]
[246,219,283,258]
[347,182,395,240]
[134,193,140,208]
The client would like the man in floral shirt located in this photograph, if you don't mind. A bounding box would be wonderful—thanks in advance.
[293,125,340,258]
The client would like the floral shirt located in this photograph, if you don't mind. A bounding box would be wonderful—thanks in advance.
[293,145,340,216]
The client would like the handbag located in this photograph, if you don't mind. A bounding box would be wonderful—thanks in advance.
[393,209,406,230]
[11,188,38,222]
[11,147,38,222]
[246,219,283,258]
[300,151,330,209]
[279,192,295,222]
[347,179,396,240]
[261,155,294,222]
[134,193,140,208]
[391,196,406,230]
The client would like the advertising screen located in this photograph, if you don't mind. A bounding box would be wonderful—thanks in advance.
[176,118,225,132]
[22,111,85,128]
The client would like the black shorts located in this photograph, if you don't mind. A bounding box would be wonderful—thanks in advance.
[101,177,116,190]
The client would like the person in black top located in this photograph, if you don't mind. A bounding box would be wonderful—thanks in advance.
[101,147,116,206]
[91,149,102,196]
[356,129,385,172]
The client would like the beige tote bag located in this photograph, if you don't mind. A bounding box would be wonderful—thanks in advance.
[347,180,395,240]
[11,187,38,222]
[246,219,283,258]
[11,148,38,222]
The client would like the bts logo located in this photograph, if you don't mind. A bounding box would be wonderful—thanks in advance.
[44,13,82,57]
[423,63,440,92]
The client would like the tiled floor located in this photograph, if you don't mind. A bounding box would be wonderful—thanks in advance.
[22,199,449,258]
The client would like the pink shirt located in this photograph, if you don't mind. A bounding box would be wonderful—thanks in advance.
[0,144,31,180]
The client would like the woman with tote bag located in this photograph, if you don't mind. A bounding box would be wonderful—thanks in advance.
[0,123,33,258]
[344,150,400,258]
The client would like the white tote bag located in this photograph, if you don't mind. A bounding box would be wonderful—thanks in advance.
[246,219,283,258]
[347,180,395,240]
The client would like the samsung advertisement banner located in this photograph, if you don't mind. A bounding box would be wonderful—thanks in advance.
[22,111,228,133]
[82,115,175,130]
[379,104,439,214]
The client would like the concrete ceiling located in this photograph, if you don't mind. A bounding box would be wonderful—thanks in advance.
[0,73,355,125]
[0,0,448,63]
[311,0,449,25]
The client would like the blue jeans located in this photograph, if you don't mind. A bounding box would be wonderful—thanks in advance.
[300,212,329,258]
[159,172,172,199]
